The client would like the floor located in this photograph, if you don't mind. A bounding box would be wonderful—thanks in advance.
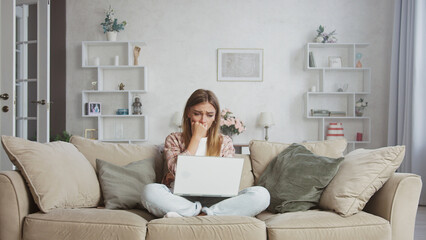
[415,206,426,240]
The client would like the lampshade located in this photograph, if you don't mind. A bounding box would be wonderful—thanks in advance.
[259,112,275,127]
[172,112,182,127]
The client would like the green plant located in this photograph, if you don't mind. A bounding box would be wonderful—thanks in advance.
[355,98,368,117]
[100,6,127,33]
[51,131,72,142]
[356,98,368,108]
[314,25,337,43]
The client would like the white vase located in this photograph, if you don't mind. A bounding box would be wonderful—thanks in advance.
[106,31,117,41]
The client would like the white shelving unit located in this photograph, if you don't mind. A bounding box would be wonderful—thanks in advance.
[81,41,148,143]
[305,43,371,151]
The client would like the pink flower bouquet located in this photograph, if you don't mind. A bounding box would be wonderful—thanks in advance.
[220,108,246,137]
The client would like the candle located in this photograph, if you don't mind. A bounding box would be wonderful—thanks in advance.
[114,56,119,66]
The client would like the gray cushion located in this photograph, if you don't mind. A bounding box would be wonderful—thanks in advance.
[97,158,156,209]
[257,143,344,213]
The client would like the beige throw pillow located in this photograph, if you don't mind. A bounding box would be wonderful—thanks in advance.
[319,146,405,217]
[249,139,347,182]
[235,154,255,190]
[70,136,163,182]
[1,136,100,213]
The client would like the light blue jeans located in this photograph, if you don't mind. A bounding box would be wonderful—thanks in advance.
[140,183,270,217]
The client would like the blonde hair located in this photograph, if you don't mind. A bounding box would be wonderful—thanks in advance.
[182,89,222,156]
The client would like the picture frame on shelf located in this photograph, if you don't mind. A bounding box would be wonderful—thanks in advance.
[84,129,98,140]
[86,102,102,116]
[328,56,342,68]
[217,48,263,82]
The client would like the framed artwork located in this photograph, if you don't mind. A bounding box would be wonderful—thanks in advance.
[328,56,342,68]
[86,102,101,116]
[217,48,263,82]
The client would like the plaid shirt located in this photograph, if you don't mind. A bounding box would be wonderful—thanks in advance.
[162,132,235,187]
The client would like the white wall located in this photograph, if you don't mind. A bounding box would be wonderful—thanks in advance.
[66,0,394,147]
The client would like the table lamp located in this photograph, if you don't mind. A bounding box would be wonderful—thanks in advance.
[172,112,182,131]
[259,112,275,141]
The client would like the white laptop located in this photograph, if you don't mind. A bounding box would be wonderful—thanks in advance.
[173,155,244,197]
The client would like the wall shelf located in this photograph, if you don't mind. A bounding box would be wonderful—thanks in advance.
[305,43,371,151]
[81,41,148,142]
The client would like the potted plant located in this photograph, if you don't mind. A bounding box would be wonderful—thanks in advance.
[314,25,337,43]
[100,6,127,41]
[50,131,72,142]
[355,98,368,117]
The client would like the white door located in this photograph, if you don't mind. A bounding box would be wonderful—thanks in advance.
[0,0,50,171]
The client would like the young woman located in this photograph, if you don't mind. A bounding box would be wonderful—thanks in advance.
[141,89,270,217]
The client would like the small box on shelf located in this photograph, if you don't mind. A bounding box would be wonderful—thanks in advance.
[311,109,330,117]
[329,111,347,117]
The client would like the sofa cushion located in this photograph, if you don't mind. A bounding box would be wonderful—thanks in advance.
[249,139,347,182]
[70,136,164,182]
[1,136,100,213]
[257,210,391,240]
[236,154,255,190]
[97,158,156,209]
[146,216,266,240]
[257,144,344,213]
[319,146,405,217]
[23,208,154,240]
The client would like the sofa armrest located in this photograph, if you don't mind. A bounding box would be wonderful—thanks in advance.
[0,171,38,240]
[364,173,422,240]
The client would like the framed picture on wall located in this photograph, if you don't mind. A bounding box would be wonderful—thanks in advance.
[85,102,101,116]
[217,48,263,82]
[328,56,342,68]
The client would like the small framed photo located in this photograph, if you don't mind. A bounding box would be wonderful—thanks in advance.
[218,48,263,82]
[86,102,101,116]
[84,129,98,140]
[328,56,342,68]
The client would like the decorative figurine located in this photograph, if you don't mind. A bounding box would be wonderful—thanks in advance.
[91,81,97,90]
[356,53,363,68]
[132,96,142,115]
[119,83,125,90]
[336,83,348,92]
[134,46,141,65]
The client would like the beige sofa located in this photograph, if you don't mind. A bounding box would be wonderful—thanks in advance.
[0,136,422,240]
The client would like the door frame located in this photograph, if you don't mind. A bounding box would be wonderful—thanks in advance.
[37,0,50,143]
[1,0,16,171]
[0,0,50,171]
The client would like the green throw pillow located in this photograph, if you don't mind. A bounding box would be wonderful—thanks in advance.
[97,158,156,209]
[257,143,344,213]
